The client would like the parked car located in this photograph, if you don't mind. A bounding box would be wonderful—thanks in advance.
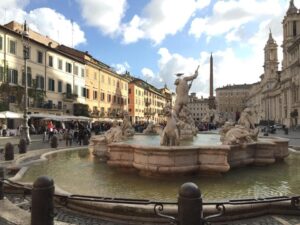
[274,124,283,129]
[261,125,276,134]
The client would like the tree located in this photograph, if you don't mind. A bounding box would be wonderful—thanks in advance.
[0,82,24,110]
[28,79,46,107]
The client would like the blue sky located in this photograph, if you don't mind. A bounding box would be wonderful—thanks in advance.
[0,0,294,97]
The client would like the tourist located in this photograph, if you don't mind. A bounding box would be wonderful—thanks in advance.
[47,121,54,140]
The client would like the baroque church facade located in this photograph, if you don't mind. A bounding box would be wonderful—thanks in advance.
[247,0,300,128]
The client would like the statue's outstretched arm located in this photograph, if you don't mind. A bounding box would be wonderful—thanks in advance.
[184,65,199,81]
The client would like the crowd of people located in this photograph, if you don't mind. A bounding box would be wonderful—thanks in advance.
[43,120,91,146]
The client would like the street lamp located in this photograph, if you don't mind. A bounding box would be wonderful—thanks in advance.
[264,91,270,136]
[145,99,151,123]
[20,21,31,144]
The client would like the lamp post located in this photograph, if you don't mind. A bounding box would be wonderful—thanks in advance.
[264,92,270,136]
[145,99,151,123]
[21,21,31,144]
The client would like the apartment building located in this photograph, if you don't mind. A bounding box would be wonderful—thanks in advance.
[0,21,86,115]
[187,93,209,123]
[216,84,252,122]
[128,79,145,123]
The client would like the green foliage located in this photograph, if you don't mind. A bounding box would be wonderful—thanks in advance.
[0,82,24,108]
[28,79,46,107]
[0,102,9,111]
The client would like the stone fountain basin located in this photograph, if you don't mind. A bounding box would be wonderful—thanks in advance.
[105,136,289,176]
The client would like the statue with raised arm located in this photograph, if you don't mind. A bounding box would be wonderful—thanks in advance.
[174,66,199,117]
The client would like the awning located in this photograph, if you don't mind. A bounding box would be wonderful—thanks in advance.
[29,114,91,121]
[0,111,23,119]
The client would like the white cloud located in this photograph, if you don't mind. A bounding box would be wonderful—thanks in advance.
[122,15,145,44]
[122,0,199,44]
[0,4,86,47]
[77,0,127,36]
[189,0,283,42]
[112,62,130,74]
[27,8,86,47]
[196,0,211,9]
[142,0,197,44]
[141,67,155,79]
[153,46,267,98]
[77,0,210,44]
[0,0,29,9]
[155,48,207,94]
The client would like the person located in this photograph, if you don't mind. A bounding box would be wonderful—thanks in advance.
[2,123,7,136]
[64,129,73,146]
[174,66,199,116]
[47,121,54,141]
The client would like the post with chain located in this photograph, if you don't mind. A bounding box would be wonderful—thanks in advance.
[0,167,5,200]
[178,182,203,225]
[31,176,54,225]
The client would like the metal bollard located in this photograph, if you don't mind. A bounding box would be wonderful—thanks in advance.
[0,167,5,200]
[178,182,203,225]
[31,176,54,225]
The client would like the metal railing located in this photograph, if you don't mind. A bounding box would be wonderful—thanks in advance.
[1,171,300,225]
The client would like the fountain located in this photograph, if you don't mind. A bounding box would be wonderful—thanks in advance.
[1,67,292,225]
[90,67,289,177]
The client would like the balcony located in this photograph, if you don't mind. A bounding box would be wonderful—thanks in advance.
[63,93,78,102]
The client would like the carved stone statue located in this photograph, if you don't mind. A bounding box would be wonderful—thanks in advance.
[160,105,180,146]
[174,67,198,116]
[220,108,259,145]
[121,111,135,137]
[143,122,158,135]
[161,66,199,143]
[105,120,123,143]
[91,120,123,159]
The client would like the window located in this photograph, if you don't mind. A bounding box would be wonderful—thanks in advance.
[7,69,18,84]
[58,81,62,93]
[9,40,16,54]
[0,66,4,81]
[48,78,55,91]
[0,36,3,50]
[74,65,78,75]
[66,62,72,73]
[58,59,63,70]
[48,55,53,67]
[82,87,87,97]
[86,89,90,99]
[101,92,105,101]
[108,94,111,102]
[94,72,97,80]
[66,83,72,94]
[58,101,62,109]
[74,85,78,96]
[81,68,85,77]
[93,90,97,100]
[128,88,131,94]
[22,67,32,87]
[36,75,44,90]
[23,46,31,59]
[37,51,43,64]
[293,21,297,37]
